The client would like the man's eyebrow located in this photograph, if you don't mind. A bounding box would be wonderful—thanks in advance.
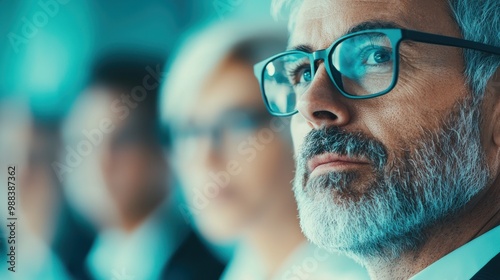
[288,20,405,52]
[346,20,404,35]
[287,44,314,52]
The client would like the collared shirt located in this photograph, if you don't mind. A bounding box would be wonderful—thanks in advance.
[221,241,370,280]
[86,203,188,280]
[410,225,500,280]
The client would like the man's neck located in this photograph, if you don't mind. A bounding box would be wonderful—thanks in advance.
[367,178,500,280]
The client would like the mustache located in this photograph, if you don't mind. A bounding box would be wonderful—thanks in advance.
[297,127,389,172]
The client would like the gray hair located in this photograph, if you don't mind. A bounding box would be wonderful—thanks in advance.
[160,20,287,125]
[271,0,500,98]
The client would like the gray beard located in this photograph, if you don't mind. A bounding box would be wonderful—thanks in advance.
[293,97,491,264]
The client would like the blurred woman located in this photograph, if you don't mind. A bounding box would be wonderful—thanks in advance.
[160,21,370,280]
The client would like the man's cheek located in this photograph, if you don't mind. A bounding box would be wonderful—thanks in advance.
[291,115,310,154]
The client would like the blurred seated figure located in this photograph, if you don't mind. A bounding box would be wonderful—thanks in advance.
[160,22,370,280]
[59,53,225,280]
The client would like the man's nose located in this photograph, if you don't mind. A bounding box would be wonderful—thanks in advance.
[296,65,351,129]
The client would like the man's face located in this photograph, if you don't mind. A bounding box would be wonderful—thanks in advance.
[289,0,492,261]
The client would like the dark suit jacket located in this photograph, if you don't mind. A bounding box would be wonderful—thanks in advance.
[51,203,96,280]
[160,231,225,280]
[471,253,500,280]
[64,229,225,280]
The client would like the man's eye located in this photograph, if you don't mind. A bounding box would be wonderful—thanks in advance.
[287,65,312,86]
[299,68,312,83]
[364,48,392,66]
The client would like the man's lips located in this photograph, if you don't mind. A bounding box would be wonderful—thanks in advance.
[308,153,371,174]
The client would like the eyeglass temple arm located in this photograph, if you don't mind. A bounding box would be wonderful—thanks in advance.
[402,29,500,56]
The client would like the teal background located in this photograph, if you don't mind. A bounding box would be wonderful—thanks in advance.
[0,0,274,120]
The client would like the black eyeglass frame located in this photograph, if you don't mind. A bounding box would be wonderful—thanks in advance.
[254,28,500,117]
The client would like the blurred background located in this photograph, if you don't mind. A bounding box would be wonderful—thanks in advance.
[0,1,276,279]
[0,0,274,119]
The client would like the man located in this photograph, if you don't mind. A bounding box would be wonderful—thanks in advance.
[253,0,500,279]
[60,53,225,280]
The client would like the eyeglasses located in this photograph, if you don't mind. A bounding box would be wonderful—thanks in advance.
[254,28,500,117]
[169,110,270,160]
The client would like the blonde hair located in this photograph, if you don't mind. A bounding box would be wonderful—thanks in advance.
[160,20,287,125]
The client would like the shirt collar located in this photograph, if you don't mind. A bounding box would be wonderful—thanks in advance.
[86,201,189,280]
[410,225,500,280]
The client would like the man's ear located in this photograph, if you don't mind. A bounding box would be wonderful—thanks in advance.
[490,68,500,147]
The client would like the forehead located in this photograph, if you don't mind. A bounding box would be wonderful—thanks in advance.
[187,58,265,123]
[290,0,459,49]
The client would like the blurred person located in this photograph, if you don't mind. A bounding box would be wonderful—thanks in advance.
[22,119,96,280]
[59,53,225,280]
[0,98,74,279]
[160,21,370,280]
[253,0,500,279]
